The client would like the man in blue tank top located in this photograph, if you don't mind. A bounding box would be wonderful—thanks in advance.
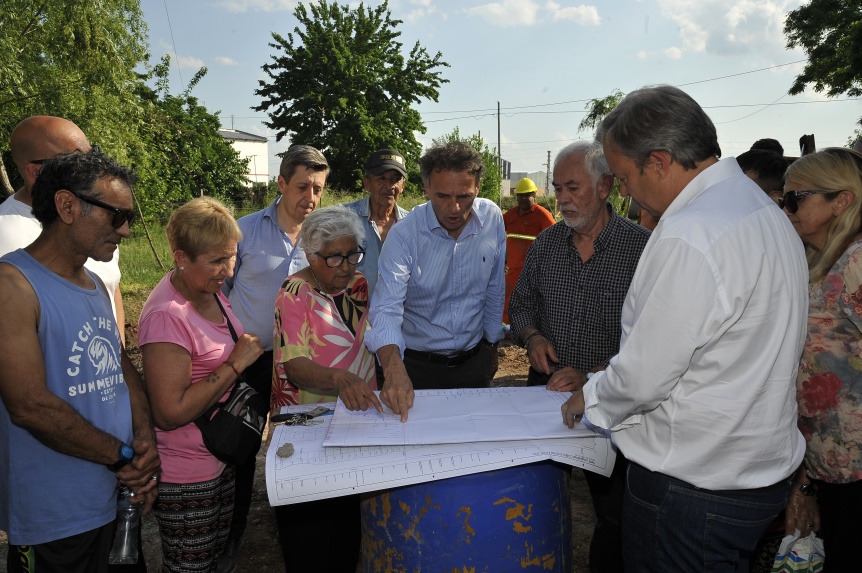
[0,149,160,573]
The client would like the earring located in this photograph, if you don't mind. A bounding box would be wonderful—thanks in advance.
[179,266,185,271]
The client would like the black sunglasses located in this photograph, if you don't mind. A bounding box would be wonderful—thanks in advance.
[71,190,136,228]
[31,144,101,165]
[315,250,365,268]
[779,190,839,214]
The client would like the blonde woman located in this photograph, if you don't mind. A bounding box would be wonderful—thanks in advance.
[139,197,263,572]
[781,148,862,570]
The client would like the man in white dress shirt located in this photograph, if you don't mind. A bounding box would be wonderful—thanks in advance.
[562,85,809,572]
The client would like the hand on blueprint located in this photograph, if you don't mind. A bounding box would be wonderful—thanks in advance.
[546,367,586,392]
[377,345,415,422]
[333,370,383,413]
[561,391,585,428]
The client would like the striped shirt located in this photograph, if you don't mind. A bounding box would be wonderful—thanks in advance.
[365,198,506,356]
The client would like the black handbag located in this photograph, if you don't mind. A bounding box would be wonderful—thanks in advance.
[193,295,268,466]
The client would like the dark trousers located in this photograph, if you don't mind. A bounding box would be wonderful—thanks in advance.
[228,349,272,541]
[622,462,788,573]
[274,494,361,572]
[813,477,862,572]
[403,343,494,390]
[584,455,627,573]
[8,521,115,573]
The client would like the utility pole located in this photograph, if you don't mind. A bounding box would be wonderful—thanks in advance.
[546,151,551,192]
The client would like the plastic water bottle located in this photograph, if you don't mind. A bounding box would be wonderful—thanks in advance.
[108,486,140,564]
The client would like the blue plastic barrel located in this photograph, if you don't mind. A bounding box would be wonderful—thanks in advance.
[360,461,571,572]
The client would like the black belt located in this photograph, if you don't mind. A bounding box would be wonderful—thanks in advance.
[404,343,483,367]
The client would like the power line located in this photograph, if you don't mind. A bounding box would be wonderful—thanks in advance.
[162,0,185,89]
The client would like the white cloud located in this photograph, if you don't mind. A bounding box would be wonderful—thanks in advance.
[465,0,542,27]
[547,2,600,25]
[663,46,683,59]
[656,0,805,58]
[216,56,240,66]
[636,50,647,60]
[176,54,206,69]
[218,0,298,13]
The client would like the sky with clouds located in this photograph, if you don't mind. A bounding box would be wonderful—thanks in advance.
[140,0,862,179]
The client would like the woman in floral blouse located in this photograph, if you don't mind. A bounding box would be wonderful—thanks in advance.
[270,204,382,573]
[781,147,862,570]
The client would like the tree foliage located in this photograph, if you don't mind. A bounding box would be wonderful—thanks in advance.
[135,56,250,218]
[255,0,449,192]
[578,89,625,134]
[1,2,250,219]
[0,0,148,194]
[432,127,503,203]
[784,1,862,98]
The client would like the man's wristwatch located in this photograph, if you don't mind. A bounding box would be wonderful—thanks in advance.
[792,481,815,496]
[107,443,135,473]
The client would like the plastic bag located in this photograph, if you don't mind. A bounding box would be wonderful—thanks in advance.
[770,530,825,572]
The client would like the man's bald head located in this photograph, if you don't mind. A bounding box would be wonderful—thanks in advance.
[10,116,91,193]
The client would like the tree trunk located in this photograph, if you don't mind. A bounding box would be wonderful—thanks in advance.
[0,161,14,198]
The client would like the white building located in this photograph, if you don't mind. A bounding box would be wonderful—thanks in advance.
[219,129,269,186]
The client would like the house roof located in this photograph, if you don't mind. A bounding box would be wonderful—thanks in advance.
[219,129,268,143]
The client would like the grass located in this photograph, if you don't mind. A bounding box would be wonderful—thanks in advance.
[119,191,560,325]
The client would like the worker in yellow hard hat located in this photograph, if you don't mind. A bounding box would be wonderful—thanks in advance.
[502,177,556,324]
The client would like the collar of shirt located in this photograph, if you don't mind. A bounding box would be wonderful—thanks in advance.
[661,158,742,221]
[423,197,492,238]
[356,196,406,223]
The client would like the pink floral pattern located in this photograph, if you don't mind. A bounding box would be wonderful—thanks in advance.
[271,273,376,412]
[798,238,862,483]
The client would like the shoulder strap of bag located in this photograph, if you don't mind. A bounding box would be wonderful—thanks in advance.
[213,293,239,343]
[195,295,244,429]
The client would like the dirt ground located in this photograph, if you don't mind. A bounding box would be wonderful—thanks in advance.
[1,341,596,572]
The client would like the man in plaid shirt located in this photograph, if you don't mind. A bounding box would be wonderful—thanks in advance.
[509,139,649,573]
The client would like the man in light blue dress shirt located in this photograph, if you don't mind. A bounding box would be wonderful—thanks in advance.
[343,149,410,296]
[220,144,328,567]
[365,142,506,422]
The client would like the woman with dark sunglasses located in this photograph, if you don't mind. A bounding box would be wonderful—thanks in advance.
[781,147,862,570]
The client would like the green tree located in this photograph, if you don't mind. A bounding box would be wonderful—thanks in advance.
[0,0,148,194]
[785,1,862,98]
[574,89,630,217]
[432,127,503,203]
[254,0,449,192]
[578,89,625,134]
[135,56,250,218]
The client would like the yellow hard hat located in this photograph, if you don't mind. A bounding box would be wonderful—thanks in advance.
[515,177,538,194]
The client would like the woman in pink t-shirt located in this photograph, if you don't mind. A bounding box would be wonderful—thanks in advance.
[138,197,263,573]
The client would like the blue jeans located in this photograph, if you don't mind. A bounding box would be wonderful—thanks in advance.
[622,462,789,573]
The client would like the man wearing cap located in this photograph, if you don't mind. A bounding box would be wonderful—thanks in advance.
[344,149,410,296]
[502,177,555,323]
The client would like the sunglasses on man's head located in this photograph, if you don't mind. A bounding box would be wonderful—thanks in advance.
[71,190,136,229]
[778,190,839,214]
[31,144,101,165]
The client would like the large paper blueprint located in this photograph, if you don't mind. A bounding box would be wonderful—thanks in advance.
[266,401,616,506]
[322,386,597,446]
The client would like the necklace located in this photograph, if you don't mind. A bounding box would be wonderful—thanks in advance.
[309,267,328,296]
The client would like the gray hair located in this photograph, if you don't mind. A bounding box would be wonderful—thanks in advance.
[300,205,366,259]
[595,85,721,172]
[553,140,610,189]
[279,144,329,181]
